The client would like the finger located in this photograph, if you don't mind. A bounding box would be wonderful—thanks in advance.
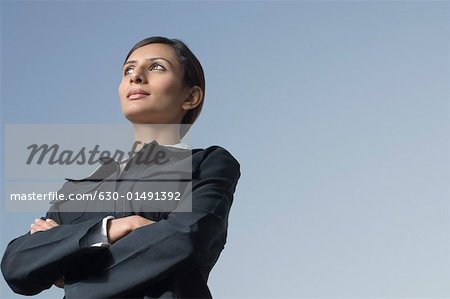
[29,223,36,234]
[45,218,59,226]
[29,222,46,234]
[31,219,54,232]
[34,218,54,230]
[30,223,46,233]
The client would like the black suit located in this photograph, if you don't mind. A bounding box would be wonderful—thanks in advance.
[1,141,241,299]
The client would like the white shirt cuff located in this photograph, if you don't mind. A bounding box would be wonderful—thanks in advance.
[89,215,115,248]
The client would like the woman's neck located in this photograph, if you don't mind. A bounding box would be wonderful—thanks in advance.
[132,123,181,152]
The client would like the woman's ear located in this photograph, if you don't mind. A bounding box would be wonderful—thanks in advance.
[182,86,203,111]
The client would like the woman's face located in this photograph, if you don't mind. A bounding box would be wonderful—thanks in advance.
[119,43,190,124]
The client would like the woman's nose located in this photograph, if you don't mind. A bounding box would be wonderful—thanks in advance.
[130,69,146,84]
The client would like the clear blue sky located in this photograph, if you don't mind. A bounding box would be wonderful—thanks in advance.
[1,1,449,298]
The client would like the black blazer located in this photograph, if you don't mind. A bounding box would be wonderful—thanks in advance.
[1,141,241,299]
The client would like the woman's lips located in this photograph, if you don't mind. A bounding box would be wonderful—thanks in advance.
[128,93,149,100]
[127,88,150,100]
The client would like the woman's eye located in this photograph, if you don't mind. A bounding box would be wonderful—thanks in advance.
[150,64,165,71]
[123,64,165,76]
[124,67,133,76]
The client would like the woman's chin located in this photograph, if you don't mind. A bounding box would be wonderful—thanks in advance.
[122,109,178,125]
[122,112,163,125]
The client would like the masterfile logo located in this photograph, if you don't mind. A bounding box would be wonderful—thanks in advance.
[4,124,193,213]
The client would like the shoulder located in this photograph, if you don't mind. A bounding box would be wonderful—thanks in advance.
[191,145,241,187]
[192,145,240,169]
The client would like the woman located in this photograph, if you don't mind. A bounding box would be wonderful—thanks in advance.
[1,36,241,299]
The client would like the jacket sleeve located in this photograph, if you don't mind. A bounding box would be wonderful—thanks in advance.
[0,211,107,296]
[63,146,241,299]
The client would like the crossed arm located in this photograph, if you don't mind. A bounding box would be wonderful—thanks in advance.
[30,215,154,246]
[1,147,241,298]
[29,215,155,288]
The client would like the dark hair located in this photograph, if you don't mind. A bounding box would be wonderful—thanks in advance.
[124,36,205,139]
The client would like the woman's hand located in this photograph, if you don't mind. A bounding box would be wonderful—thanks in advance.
[107,215,155,244]
[27,216,154,286]
[29,218,59,234]
[54,277,64,289]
